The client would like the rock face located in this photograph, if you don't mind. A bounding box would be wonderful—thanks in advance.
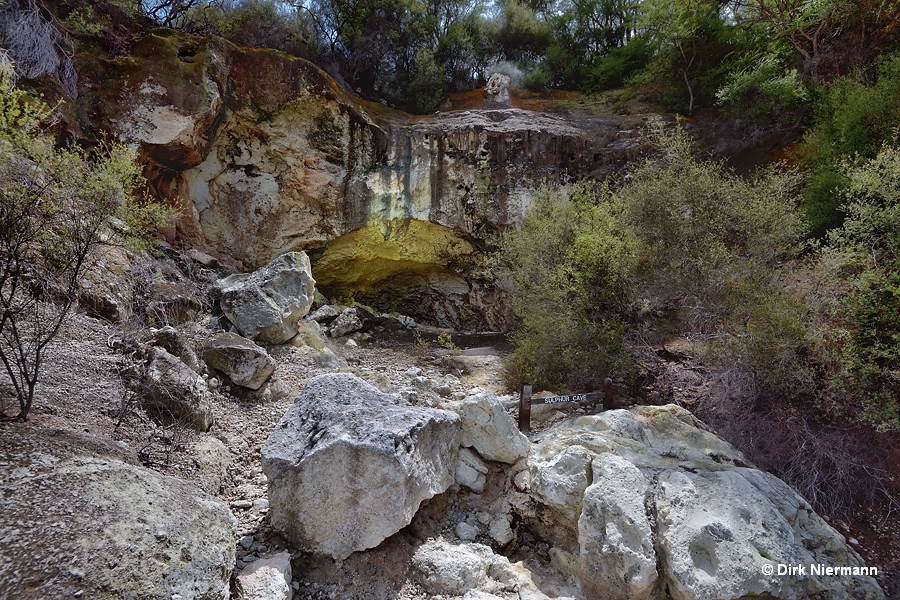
[0,427,237,599]
[261,373,460,560]
[443,390,530,464]
[143,346,214,431]
[217,252,315,345]
[80,31,650,329]
[203,331,276,390]
[512,405,884,600]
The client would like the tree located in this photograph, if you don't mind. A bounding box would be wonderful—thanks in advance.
[0,52,162,420]
[745,0,900,82]
[640,0,726,113]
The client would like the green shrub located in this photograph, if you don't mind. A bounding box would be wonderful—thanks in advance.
[502,124,808,394]
[501,183,636,391]
[63,5,105,35]
[621,125,805,331]
[716,54,809,119]
[825,144,900,430]
[797,52,900,234]
[0,53,169,419]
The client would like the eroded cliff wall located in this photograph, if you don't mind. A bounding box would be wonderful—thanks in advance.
[75,30,650,329]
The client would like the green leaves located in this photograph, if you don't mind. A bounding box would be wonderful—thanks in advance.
[501,125,809,395]
[501,183,635,391]
[822,144,900,429]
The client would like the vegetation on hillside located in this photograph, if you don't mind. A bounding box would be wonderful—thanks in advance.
[0,51,167,420]
[501,122,900,526]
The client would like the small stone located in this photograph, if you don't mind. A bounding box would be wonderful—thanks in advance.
[406,367,422,377]
[252,498,269,512]
[231,500,253,509]
[488,516,515,546]
[239,535,255,549]
[345,338,358,348]
[434,385,452,398]
[456,521,479,541]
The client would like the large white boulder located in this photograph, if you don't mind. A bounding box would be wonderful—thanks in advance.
[261,374,460,559]
[0,427,236,599]
[516,406,884,600]
[442,390,530,464]
[217,252,315,345]
[578,454,658,600]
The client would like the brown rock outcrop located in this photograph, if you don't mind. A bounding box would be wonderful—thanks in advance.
[75,31,650,329]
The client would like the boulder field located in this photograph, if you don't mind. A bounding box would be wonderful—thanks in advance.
[257,373,883,599]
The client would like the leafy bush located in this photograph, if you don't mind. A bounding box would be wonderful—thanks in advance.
[0,53,168,419]
[182,0,313,58]
[501,183,636,391]
[62,5,105,35]
[798,52,900,234]
[716,54,809,118]
[502,124,807,394]
[825,144,900,430]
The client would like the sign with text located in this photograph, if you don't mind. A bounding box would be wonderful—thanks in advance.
[518,379,613,433]
[531,392,604,405]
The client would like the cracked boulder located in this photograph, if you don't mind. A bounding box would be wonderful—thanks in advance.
[203,331,276,390]
[261,373,460,560]
[217,252,316,345]
[442,390,529,464]
[513,406,884,600]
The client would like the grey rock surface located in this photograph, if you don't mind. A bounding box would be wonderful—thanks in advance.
[218,252,315,345]
[327,306,364,338]
[143,347,214,431]
[0,427,237,599]
[193,436,232,494]
[261,373,460,559]
[456,447,489,493]
[442,390,529,464]
[235,551,293,600]
[515,405,884,600]
[203,331,276,390]
[409,540,519,596]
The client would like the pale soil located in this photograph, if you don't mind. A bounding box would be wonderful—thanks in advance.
[3,311,531,599]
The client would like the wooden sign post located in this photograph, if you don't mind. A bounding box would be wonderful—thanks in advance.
[518,378,613,433]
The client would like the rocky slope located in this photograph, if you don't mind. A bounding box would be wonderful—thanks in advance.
[0,246,887,599]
